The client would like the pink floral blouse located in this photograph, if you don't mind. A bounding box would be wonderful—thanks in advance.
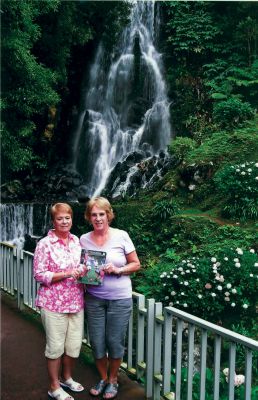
[33,230,84,313]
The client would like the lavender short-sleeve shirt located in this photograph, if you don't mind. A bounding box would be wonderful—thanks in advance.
[80,228,135,300]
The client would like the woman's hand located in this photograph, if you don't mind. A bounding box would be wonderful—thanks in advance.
[103,263,120,275]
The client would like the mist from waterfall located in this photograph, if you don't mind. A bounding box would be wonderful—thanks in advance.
[72,0,171,197]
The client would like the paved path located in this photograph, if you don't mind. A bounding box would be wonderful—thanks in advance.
[1,294,146,400]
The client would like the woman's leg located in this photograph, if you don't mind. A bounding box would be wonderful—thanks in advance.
[62,354,76,381]
[47,357,62,391]
[108,357,122,384]
[95,356,108,381]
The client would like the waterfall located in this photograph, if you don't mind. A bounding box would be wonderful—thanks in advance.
[0,204,50,248]
[72,0,171,197]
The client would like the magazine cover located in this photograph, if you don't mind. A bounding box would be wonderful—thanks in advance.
[78,249,106,285]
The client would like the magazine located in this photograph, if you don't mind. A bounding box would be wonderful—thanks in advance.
[78,249,106,285]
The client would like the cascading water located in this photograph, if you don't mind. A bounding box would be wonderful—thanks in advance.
[0,204,50,248]
[72,0,171,197]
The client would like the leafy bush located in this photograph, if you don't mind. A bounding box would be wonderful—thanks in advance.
[151,199,180,222]
[137,247,258,327]
[213,97,254,128]
[168,137,197,162]
[214,161,258,220]
[184,122,258,166]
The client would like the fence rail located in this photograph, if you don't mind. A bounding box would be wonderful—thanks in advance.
[1,242,257,400]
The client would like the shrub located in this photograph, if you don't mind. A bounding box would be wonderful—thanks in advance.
[213,98,254,128]
[214,161,258,220]
[137,247,258,327]
[151,199,180,222]
[168,136,197,162]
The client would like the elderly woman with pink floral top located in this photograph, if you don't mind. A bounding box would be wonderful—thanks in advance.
[34,203,86,400]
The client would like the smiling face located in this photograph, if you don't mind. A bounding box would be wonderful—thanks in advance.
[90,205,109,233]
[53,212,72,237]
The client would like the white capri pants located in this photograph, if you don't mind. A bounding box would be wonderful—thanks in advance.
[41,308,84,359]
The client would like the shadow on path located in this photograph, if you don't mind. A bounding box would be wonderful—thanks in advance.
[1,294,146,400]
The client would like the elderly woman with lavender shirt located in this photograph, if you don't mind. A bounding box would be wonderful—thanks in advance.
[80,197,141,400]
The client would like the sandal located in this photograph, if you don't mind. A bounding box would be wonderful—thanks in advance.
[48,387,74,400]
[60,377,84,392]
[89,380,107,396]
[103,383,119,399]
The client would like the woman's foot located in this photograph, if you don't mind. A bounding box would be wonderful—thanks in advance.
[89,379,107,396]
[103,382,119,399]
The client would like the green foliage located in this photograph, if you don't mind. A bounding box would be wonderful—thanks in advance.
[151,199,180,222]
[214,162,258,220]
[163,1,258,135]
[137,247,258,326]
[165,2,220,55]
[213,98,254,128]
[184,122,258,166]
[170,367,257,400]
[168,137,197,161]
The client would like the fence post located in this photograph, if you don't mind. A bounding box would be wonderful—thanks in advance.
[146,298,155,399]
[17,248,24,310]
[153,302,163,400]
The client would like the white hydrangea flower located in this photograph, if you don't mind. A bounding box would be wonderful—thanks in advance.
[250,249,255,253]
[226,283,232,289]
[171,291,176,296]
[225,291,230,296]
[211,257,217,263]
[178,267,183,272]
[241,171,246,175]
[163,283,166,286]
[165,296,169,300]
[173,275,178,279]
[236,248,243,255]
[235,262,241,268]
[234,258,239,262]
[242,304,249,309]
[223,368,229,376]
[192,269,196,272]
[224,257,228,261]
[231,288,237,294]
[250,274,254,277]
[231,303,236,307]
[247,168,252,172]
[196,278,200,282]
[184,281,189,286]
[197,294,202,299]
[169,302,173,307]
[186,270,190,273]
[225,297,230,302]
[181,292,185,296]
[182,260,186,263]
[255,163,258,167]
[217,285,223,291]
[211,293,216,297]
[234,375,245,387]
[255,177,258,181]
[183,303,188,307]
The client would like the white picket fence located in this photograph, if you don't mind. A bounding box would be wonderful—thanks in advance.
[1,242,257,400]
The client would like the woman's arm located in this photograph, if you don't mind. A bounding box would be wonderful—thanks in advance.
[104,251,141,276]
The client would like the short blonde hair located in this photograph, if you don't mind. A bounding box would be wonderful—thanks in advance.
[85,197,114,224]
[50,203,73,221]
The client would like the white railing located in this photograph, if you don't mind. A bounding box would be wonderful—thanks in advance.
[1,242,257,400]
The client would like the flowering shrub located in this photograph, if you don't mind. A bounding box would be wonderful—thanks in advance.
[214,161,258,220]
[137,247,258,325]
